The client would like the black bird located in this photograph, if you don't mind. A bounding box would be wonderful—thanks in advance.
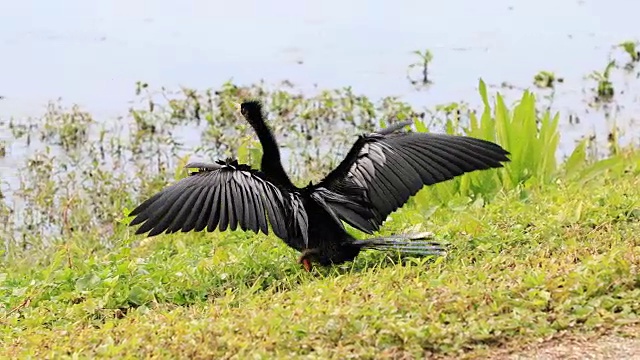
[129,100,510,271]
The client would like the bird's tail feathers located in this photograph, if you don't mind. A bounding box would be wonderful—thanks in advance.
[353,232,447,256]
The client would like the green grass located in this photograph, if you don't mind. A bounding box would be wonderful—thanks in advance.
[1,149,639,358]
[1,78,640,358]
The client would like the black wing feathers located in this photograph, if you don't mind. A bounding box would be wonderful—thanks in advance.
[315,130,510,233]
[129,159,307,241]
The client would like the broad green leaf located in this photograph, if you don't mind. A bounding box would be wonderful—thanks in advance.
[565,138,588,178]
[75,273,101,292]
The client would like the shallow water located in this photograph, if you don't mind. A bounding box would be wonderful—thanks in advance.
[1,0,639,196]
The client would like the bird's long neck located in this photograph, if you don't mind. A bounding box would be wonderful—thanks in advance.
[251,120,296,189]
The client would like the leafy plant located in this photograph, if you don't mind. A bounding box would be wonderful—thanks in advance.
[533,70,563,89]
[618,40,640,71]
[407,49,434,87]
[587,60,616,104]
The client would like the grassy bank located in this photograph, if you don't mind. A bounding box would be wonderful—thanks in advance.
[2,155,639,358]
[1,80,639,358]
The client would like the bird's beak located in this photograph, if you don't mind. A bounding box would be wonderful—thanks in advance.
[301,258,312,272]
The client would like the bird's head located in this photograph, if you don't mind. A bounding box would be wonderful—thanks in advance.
[297,248,322,272]
[236,100,265,127]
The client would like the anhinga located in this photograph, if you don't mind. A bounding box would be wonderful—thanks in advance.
[129,100,510,271]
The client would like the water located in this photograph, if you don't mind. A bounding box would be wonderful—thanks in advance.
[1,0,639,194]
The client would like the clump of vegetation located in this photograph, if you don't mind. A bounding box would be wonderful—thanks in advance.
[533,70,563,89]
[585,40,640,107]
[0,64,638,357]
[618,40,640,71]
[40,102,94,151]
[407,49,434,87]
[588,60,616,105]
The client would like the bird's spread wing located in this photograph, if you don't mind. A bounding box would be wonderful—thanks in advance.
[129,159,309,244]
[315,128,510,233]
